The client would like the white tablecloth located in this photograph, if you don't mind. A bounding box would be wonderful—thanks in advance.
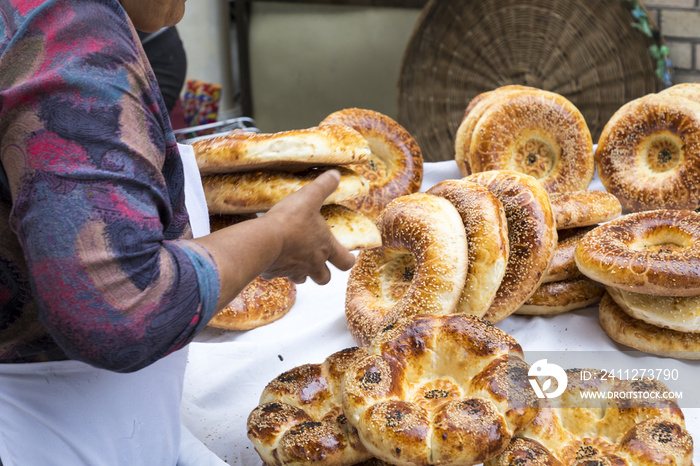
[182,161,700,465]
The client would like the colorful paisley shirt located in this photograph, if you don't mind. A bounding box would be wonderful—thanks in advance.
[0,0,220,372]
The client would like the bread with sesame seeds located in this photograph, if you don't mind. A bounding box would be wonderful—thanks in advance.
[201,166,369,214]
[574,210,700,297]
[464,170,557,323]
[606,285,700,334]
[460,88,594,194]
[542,226,592,284]
[549,190,622,230]
[517,227,603,316]
[341,314,539,466]
[426,178,509,317]
[320,108,423,219]
[599,291,700,359]
[190,124,370,175]
[247,347,374,465]
[207,276,296,330]
[595,93,700,212]
[659,82,700,105]
[454,85,537,176]
[344,192,469,346]
[516,276,604,316]
[487,364,693,465]
[205,213,297,330]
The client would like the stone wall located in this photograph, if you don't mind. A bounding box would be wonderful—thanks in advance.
[644,0,700,83]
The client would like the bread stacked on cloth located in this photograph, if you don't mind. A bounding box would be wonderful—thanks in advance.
[345,169,558,345]
[595,83,700,213]
[248,315,694,465]
[576,209,700,360]
[247,314,539,465]
[193,112,425,328]
[247,346,374,465]
[567,83,700,358]
[454,85,595,194]
[446,85,620,317]
[487,368,693,465]
[516,190,621,316]
[193,125,379,330]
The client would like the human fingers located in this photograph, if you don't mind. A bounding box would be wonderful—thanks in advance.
[295,169,341,208]
[288,275,308,285]
[308,263,332,286]
[261,269,307,285]
[327,238,356,272]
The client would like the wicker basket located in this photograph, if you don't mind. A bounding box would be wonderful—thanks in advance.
[397,0,672,162]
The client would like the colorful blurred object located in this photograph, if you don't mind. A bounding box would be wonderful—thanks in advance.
[181,79,222,128]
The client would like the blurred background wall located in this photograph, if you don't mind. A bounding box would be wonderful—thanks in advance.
[645,0,700,83]
[177,1,420,131]
[246,3,420,131]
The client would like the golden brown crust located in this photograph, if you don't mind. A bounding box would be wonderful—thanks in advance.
[599,292,700,360]
[516,276,605,315]
[549,190,622,230]
[207,276,296,330]
[484,437,562,466]
[342,314,538,466]
[595,93,700,212]
[321,204,381,251]
[543,227,592,283]
[206,213,298,331]
[468,89,594,193]
[606,285,700,333]
[659,82,700,105]
[465,170,558,323]
[454,85,537,177]
[191,124,370,174]
[344,193,468,346]
[575,209,700,296]
[202,166,369,214]
[490,363,692,465]
[618,418,694,465]
[247,347,373,465]
[320,108,423,219]
[427,179,509,317]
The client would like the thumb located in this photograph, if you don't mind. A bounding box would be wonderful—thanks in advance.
[299,169,341,207]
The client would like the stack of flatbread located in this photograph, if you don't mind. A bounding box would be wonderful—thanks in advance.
[191,124,381,251]
[193,125,383,332]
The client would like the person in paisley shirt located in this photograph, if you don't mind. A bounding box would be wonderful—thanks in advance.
[0,0,355,464]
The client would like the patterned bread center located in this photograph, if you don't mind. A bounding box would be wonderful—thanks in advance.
[628,228,692,253]
[412,379,462,411]
[358,134,391,183]
[645,133,682,173]
[513,136,555,179]
[380,253,417,302]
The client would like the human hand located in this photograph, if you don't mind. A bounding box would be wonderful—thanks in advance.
[260,169,356,284]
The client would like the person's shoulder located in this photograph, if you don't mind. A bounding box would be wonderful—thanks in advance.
[7,0,132,38]
[1,0,136,68]
[4,0,125,22]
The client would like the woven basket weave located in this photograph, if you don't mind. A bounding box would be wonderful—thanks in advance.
[397,0,671,162]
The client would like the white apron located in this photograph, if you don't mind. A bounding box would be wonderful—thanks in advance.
[0,144,221,466]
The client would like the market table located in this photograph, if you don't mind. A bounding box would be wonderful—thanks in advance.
[181,160,700,465]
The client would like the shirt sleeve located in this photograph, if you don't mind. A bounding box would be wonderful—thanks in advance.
[0,0,220,372]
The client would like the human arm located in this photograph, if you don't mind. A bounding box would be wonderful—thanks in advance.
[192,169,355,312]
